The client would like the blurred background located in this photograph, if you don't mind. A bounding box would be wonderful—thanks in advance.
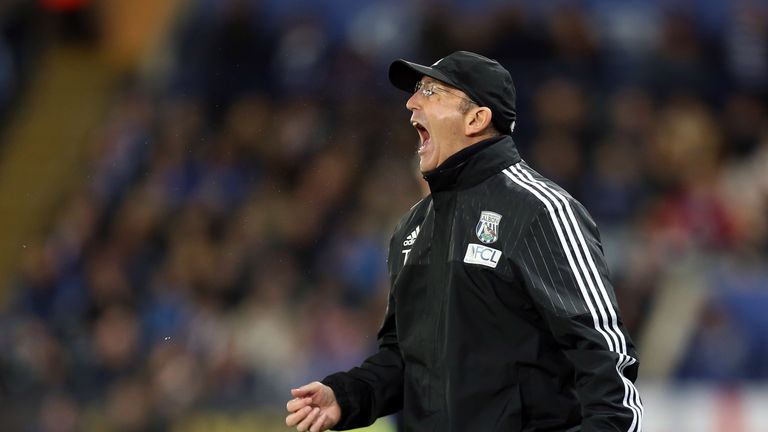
[0,0,766,431]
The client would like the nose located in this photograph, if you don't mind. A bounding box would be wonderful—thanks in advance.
[406,91,420,111]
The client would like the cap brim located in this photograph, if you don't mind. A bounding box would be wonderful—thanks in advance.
[388,59,457,93]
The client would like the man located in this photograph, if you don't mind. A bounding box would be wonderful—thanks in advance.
[286,51,643,432]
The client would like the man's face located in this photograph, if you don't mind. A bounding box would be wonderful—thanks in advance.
[406,77,473,172]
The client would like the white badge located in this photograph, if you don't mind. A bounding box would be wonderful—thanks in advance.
[463,243,502,269]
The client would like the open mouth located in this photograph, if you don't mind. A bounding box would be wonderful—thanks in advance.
[411,120,431,154]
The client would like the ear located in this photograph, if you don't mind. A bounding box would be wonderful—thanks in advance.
[464,107,493,137]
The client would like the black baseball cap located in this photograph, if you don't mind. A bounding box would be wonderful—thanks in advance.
[389,51,517,134]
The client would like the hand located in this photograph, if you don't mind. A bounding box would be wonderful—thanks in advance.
[285,381,341,432]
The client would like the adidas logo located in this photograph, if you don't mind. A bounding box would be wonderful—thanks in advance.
[403,226,420,246]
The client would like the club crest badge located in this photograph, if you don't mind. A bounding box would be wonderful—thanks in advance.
[476,211,501,244]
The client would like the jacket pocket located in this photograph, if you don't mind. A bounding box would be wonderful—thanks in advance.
[404,363,440,416]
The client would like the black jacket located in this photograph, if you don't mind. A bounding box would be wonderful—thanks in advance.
[323,136,643,431]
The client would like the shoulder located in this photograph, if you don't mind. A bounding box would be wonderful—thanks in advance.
[465,161,553,227]
[495,160,590,216]
[477,161,598,249]
[496,161,599,243]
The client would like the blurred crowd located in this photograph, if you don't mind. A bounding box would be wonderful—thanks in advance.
[1,0,768,430]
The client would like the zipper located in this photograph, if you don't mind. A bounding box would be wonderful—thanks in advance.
[429,191,455,415]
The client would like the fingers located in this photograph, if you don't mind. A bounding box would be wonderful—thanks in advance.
[310,412,328,432]
[296,407,320,431]
[285,405,312,427]
[286,397,313,413]
[287,382,329,430]
[291,381,321,398]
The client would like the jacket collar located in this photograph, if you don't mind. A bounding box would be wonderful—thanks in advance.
[423,135,521,193]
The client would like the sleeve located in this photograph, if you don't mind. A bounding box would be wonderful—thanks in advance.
[321,237,404,430]
[511,204,643,432]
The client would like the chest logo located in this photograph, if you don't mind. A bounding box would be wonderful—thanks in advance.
[403,226,420,246]
[402,225,421,265]
[476,211,501,244]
